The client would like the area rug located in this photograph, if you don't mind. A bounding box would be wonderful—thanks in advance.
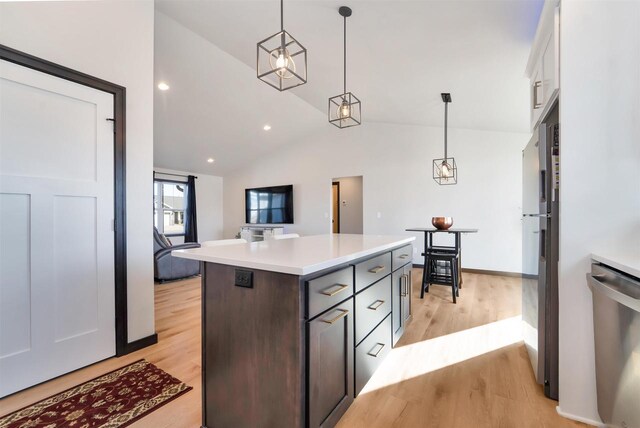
[0,360,192,428]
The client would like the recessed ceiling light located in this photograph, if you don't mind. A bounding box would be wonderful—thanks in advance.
[207,158,215,163]
[157,82,170,91]
[263,124,272,131]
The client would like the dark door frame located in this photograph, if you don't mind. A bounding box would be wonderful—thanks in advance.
[0,44,155,356]
[332,181,340,233]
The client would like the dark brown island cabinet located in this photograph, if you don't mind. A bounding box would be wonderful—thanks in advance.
[173,235,414,428]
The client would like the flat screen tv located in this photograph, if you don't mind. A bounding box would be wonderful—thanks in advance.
[245,185,294,224]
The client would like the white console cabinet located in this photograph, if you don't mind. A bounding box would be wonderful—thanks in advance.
[240,226,284,242]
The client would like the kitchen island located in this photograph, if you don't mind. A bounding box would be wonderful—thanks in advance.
[173,234,415,428]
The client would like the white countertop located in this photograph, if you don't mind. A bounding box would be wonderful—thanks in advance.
[592,247,640,279]
[172,234,415,275]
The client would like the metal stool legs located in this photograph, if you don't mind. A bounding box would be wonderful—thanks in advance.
[421,252,459,303]
[451,258,459,303]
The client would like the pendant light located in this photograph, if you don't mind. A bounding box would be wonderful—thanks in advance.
[257,0,308,91]
[433,93,457,185]
[328,6,361,128]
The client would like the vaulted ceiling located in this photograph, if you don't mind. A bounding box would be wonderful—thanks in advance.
[154,0,542,175]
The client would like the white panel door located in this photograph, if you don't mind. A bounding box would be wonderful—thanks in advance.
[0,59,115,397]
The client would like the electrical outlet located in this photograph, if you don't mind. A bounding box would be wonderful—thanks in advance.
[235,269,253,288]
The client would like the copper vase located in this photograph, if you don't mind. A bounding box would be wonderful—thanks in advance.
[432,217,454,230]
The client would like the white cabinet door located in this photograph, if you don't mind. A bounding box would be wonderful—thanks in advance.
[530,62,544,130]
[0,59,115,397]
[528,5,560,130]
[542,31,556,106]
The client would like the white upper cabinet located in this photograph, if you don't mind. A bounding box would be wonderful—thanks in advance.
[526,0,560,131]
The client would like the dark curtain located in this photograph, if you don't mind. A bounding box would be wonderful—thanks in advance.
[184,175,198,242]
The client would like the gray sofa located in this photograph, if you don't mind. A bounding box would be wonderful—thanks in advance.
[153,227,201,282]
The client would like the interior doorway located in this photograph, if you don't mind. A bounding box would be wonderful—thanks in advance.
[331,176,363,234]
[332,182,340,233]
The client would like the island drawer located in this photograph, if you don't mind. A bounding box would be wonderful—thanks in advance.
[355,275,391,345]
[391,244,413,271]
[355,314,392,396]
[307,266,354,319]
[355,252,392,292]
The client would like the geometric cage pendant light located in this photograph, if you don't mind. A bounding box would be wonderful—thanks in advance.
[328,6,361,128]
[433,93,457,185]
[257,0,308,91]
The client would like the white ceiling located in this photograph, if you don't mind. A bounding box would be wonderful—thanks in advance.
[154,10,327,175]
[154,0,542,175]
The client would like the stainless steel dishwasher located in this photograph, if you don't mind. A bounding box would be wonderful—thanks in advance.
[587,262,640,428]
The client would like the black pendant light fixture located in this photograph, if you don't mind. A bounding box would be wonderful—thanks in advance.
[433,93,457,185]
[328,6,361,128]
[257,0,308,91]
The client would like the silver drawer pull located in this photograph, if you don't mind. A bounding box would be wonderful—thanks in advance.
[367,300,385,310]
[368,265,385,274]
[321,283,350,297]
[367,343,385,358]
[401,274,407,297]
[399,254,410,259]
[533,80,543,109]
[321,309,349,324]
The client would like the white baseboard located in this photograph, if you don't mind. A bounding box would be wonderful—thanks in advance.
[556,406,604,427]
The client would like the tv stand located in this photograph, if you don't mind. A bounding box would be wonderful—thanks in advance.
[240,226,284,242]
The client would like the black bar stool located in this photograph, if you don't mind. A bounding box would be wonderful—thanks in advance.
[421,250,460,303]
[428,246,462,289]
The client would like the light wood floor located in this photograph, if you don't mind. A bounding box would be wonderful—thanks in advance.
[337,272,586,428]
[0,271,585,427]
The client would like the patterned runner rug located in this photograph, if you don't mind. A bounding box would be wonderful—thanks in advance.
[0,360,192,428]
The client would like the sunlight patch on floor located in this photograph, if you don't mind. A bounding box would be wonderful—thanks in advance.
[360,315,523,394]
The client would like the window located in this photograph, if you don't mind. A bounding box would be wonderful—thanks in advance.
[154,180,187,236]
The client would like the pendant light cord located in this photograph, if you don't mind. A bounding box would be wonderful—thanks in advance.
[444,100,448,160]
[343,14,347,95]
[280,0,284,31]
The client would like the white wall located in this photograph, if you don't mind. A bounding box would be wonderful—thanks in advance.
[333,176,364,234]
[154,168,224,244]
[558,1,640,424]
[0,1,155,342]
[224,122,529,273]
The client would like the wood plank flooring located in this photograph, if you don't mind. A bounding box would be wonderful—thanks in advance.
[337,272,586,428]
[0,270,586,427]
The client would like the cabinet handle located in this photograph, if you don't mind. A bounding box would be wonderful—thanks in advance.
[367,343,385,358]
[404,274,410,296]
[369,265,385,274]
[321,283,349,297]
[401,275,408,297]
[321,309,349,324]
[399,254,410,259]
[533,81,543,109]
[367,299,385,310]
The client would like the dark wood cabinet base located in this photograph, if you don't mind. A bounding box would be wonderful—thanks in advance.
[200,244,412,428]
[202,263,305,428]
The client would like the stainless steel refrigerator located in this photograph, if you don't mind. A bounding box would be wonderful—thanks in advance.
[522,102,559,400]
